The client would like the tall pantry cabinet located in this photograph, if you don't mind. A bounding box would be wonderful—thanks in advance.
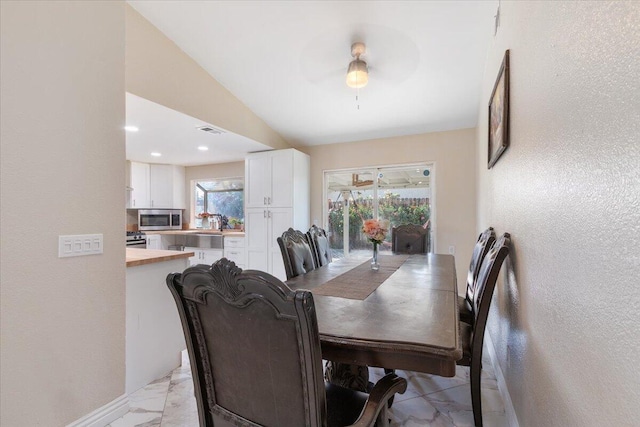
[245,149,310,281]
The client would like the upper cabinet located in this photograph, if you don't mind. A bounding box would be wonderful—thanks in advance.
[129,161,150,209]
[245,149,306,209]
[127,162,185,209]
[149,164,186,209]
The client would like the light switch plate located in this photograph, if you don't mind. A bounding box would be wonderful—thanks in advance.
[59,234,103,257]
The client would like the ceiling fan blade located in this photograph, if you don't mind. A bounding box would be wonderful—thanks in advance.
[306,67,345,84]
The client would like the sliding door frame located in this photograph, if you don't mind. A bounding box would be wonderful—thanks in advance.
[322,161,437,256]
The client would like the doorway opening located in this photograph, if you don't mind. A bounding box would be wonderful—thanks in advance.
[323,164,435,258]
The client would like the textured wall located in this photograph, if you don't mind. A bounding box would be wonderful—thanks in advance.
[476,2,640,425]
[304,129,477,292]
[0,1,126,425]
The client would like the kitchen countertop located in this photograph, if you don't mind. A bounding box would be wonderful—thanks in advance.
[126,248,195,267]
[145,230,245,237]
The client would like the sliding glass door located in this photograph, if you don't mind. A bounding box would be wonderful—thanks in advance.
[325,164,433,258]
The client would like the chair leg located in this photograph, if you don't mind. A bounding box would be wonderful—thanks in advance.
[470,357,483,427]
[383,368,396,408]
[375,404,390,427]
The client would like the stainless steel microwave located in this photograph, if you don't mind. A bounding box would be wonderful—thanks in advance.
[138,209,182,231]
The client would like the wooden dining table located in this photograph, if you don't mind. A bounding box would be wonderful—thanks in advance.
[286,253,462,377]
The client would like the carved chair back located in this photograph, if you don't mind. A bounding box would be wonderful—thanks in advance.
[391,224,429,254]
[307,225,332,267]
[456,233,510,427]
[278,228,317,280]
[465,227,496,312]
[166,259,326,426]
[471,233,510,351]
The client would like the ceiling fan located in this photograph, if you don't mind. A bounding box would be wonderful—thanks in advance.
[299,39,379,88]
[346,42,369,89]
[299,37,418,92]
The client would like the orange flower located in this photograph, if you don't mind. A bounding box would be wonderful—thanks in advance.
[362,218,389,244]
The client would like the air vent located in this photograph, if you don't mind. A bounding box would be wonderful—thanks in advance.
[197,125,225,135]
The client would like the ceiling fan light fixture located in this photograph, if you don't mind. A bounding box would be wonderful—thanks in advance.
[346,59,369,88]
[346,42,369,89]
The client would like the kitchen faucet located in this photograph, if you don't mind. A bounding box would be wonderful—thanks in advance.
[210,214,223,231]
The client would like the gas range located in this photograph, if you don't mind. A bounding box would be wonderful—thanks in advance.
[126,231,147,248]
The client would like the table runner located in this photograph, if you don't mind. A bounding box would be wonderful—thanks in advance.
[311,254,410,300]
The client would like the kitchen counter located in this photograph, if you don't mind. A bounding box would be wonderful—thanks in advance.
[126,247,195,267]
[144,230,245,237]
[126,249,190,394]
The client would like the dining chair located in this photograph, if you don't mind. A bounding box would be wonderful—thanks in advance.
[391,224,429,254]
[167,259,407,427]
[458,227,496,325]
[457,232,510,427]
[306,225,373,398]
[277,228,317,280]
[307,225,332,267]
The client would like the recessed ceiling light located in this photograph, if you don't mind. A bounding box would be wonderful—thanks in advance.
[150,152,161,157]
[124,126,139,132]
[197,146,209,151]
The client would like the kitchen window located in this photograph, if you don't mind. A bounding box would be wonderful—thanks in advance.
[194,177,244,228]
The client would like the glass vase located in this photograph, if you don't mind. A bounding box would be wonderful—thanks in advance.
[371,242,380,271]
[202,217,210,229]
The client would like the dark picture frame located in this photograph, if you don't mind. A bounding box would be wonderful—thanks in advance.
[487,50,510,169]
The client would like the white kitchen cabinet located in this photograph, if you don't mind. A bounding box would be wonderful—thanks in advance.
[127,162,185,209]
[245,149,306,209]
[245,148,309,281]
[224,236,245,268]
[246,208,293,281]
[146,234,162,250]
[185,247,223,267]
[129,161,150,209]
[245,155,270,209]
[149,164,185,209]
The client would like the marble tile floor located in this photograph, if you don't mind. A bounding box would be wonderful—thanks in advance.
[109,350,507,427]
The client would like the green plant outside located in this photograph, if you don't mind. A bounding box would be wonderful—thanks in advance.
[328,194,430,250]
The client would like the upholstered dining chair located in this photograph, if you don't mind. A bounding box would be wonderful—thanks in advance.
[307,225,332,267]
[458,227,496,325]
[391,224,429,254]
[457,232,510,427]
[167,259,407,427]
[277,228,317,280]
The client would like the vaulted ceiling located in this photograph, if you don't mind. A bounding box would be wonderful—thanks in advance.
[128,0,497,151]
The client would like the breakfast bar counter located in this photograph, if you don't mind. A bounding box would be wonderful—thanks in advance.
[125,248,191,393]
[126,247,194,267]
[143,230,245,237]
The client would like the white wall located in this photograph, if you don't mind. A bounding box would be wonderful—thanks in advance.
[476,2,640,425]
[304,128,477,292]
[0,1,126,425]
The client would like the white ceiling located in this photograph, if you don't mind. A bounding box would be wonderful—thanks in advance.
[127,0,497,155]
[126,93,272,166]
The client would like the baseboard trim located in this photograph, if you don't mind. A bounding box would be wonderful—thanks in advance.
[485,332,519,427]
[66,394,129,427]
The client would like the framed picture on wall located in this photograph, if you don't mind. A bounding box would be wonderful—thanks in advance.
[488,49,510,169]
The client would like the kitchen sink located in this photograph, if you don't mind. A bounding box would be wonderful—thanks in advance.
[175,234,224,249]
